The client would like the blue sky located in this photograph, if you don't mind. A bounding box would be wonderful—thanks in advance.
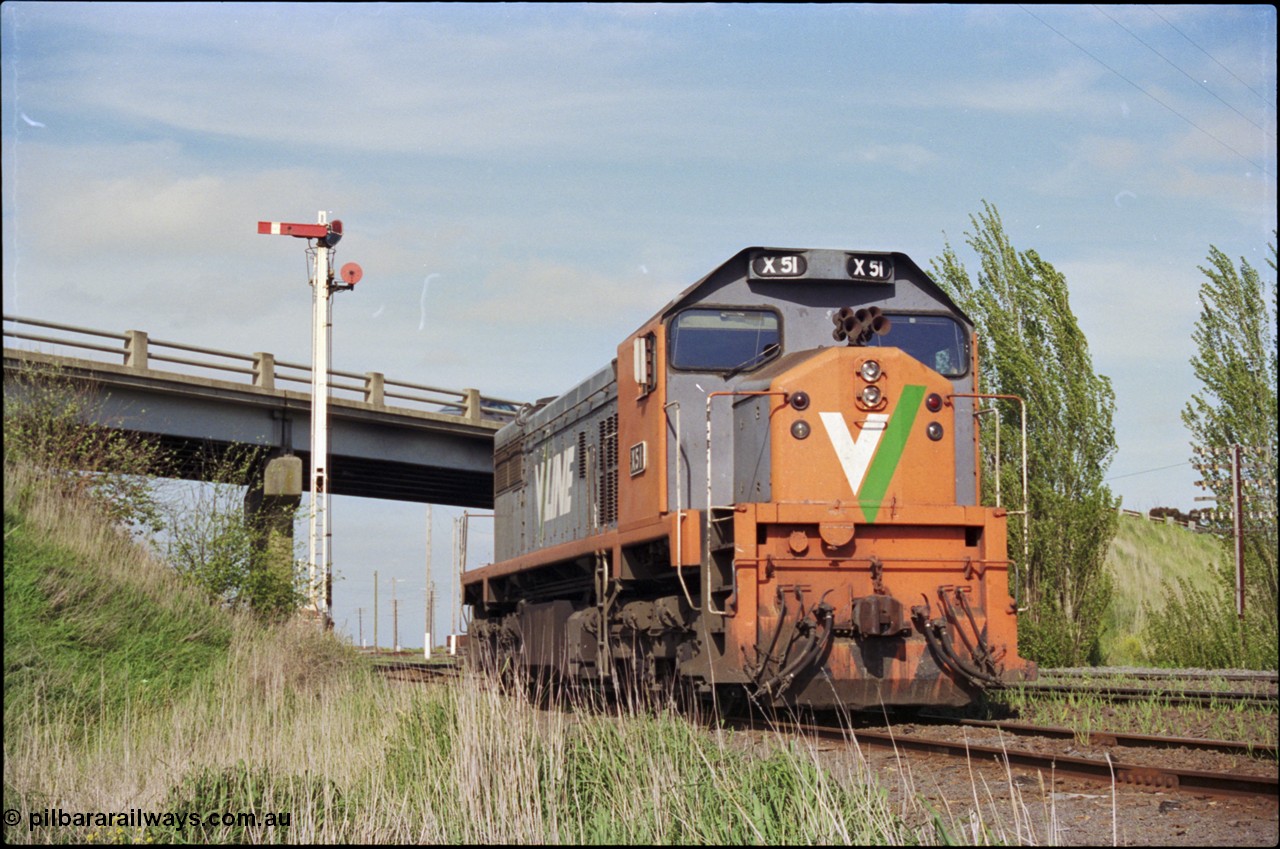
[4,3,1275,647]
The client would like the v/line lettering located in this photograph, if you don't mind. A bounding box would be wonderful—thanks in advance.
[534,445,576,524]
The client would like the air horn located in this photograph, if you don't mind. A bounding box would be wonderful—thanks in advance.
[831,306,892,346]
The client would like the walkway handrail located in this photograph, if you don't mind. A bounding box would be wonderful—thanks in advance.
[3,314,521,423]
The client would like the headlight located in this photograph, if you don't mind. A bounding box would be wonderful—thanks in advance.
[860,385,882,406]
[859,360,882,382]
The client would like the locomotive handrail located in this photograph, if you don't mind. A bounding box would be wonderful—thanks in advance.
[973,406,1003,507]
[704,390,789,616]
[952,392,1029,611]
[3,314,522,422]
[664,399,699,612]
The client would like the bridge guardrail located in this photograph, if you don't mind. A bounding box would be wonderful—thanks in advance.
[3,315,521,424]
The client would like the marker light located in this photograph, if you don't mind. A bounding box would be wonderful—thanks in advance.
[789,391,810,411]
[927,422,944,441]
[926,392,943,412]
[791,420,811,440]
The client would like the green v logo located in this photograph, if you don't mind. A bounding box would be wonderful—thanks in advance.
[818,385,925,522]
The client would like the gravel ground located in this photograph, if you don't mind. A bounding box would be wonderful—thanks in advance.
[864,746,1278,846]
[731,719,1278,846]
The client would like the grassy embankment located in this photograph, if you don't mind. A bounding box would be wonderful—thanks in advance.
[9,459,1013,845]
[994,517,1277,746]
[1099,514,1227,666]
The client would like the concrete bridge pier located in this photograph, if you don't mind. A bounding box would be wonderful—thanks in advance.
[242,453,304,614]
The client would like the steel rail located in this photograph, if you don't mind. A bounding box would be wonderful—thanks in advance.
[1008,681,1277,708]
[1040,668,1280,686]
[368,658,463,683]
[917,714,1279,758]
[769,720,1279,799]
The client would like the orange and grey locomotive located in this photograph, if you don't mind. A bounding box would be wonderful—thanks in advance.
[462,247,1035,709]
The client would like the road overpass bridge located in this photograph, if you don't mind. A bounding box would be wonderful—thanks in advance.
[3,315,521,509]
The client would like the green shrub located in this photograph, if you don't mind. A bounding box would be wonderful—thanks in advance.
[4,361,165,534]
[155,761,341,843]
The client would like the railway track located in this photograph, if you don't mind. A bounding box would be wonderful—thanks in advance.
[917,714,1279,758]
[369,658,462,684]
[1006,680,1277,708]
[994,667,1278,708]
[371,657,1278,801]
[741,715,1278,800]
[1041,667,1279,686]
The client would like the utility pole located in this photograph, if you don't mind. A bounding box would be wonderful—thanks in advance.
[453,511,493,641]
[1231,443,1245,620]
[257,213,362,624]
[1192,443,1276,623]
[425,505,433,659]
[390,575,406,653]
[373,568,379,653]
[426,582,435,659]
[451,517,460,638]
[458,513,468,637]
[357,607,364,648]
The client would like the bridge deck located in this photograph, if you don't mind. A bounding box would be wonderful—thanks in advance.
[4,317,521,508]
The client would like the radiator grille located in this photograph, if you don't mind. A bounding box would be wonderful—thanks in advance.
[494,439,524,495]
[598,414,618,525]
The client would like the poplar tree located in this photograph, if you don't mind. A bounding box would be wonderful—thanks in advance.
[931,201,1118,666]
[1145,240,1277,668]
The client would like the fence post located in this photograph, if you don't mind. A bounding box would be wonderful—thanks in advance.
[124,330,149,370]
[464,388,482,422]
[254,352,276,390]
[365,372,385,407]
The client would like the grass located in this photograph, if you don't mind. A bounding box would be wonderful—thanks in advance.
[1098,514,1227,665]
[4,511,232,727]
[986,685,1278,751]
[16,450,1257,844]
[4,458,966,844]
[5,365,1266,844]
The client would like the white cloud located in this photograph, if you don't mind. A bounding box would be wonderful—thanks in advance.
[7,4,712,161]
[846,142,939,174]
[7,141,337,258]
[915,63,1112,115]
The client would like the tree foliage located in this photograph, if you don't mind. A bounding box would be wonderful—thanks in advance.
[3,360,165,534]
[158,447,305,622]
[1145,239,1277,669]
[931,201,1119,666]
[4,361,304,621]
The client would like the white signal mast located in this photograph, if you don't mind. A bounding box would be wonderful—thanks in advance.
[257,212,363,622]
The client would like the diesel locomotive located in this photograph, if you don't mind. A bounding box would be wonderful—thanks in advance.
[461,247,1036,709]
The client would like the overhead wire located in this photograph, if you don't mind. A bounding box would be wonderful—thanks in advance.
[1145,4,1276,109]
[1017,5,1275,179]
[1104,461,1191,483]
[1093,4,1274,141]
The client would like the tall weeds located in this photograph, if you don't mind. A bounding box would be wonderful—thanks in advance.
[5,424,1062,844]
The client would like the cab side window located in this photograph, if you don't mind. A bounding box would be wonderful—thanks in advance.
[669,308,781,372]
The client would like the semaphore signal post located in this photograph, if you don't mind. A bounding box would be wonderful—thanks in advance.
[258,213,363,624]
